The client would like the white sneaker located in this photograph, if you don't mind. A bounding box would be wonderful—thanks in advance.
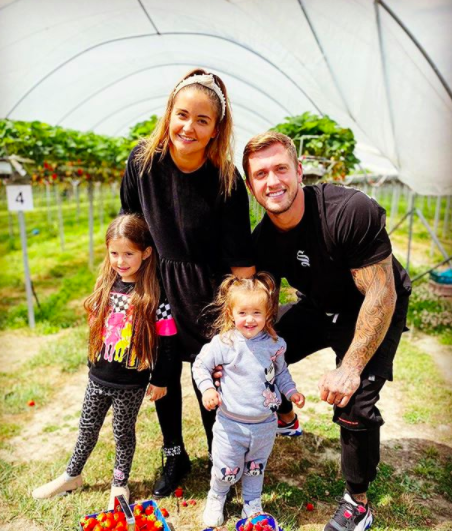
[108,484,130,511]
[241,497,263,518]
[203,491,227,527]
[32,473,82,499]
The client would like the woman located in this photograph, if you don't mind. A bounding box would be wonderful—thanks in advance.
[120,68,254,497]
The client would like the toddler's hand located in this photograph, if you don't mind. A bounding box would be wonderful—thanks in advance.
[202,388,221,411]
[290,392,305,409]
[147,384,167,402]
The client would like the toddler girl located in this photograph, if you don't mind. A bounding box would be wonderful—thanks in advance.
[192,273,304,527]
[32,214,176,509]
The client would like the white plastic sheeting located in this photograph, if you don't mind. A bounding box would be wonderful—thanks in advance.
[1,0,451,195]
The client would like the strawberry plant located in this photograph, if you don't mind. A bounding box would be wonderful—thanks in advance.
[272,112,360,180]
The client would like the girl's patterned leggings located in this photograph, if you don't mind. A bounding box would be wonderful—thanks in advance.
[66,379,146,486]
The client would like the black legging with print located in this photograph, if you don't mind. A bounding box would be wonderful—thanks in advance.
[66,379,146,486]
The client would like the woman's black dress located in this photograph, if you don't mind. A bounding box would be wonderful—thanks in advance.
[120,147,253,361]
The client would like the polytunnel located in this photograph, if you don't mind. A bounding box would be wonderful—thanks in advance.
[1,0,451,195]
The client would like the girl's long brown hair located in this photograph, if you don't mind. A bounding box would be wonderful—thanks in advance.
[135,68,236,196]
[84,214,159,370]
[209,272,279,341]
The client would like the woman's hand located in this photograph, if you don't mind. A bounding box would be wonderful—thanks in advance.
[212,365,223,387]
[147,384,167,402]
[202,388,222,411]
[290,392,305,409]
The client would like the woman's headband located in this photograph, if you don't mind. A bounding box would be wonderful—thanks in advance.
[173,73,226,120]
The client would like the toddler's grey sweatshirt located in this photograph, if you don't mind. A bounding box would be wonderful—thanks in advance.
[192,330,299,423]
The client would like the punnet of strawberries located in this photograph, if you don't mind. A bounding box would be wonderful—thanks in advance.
[237,517,278,531]
[80,501,169,530]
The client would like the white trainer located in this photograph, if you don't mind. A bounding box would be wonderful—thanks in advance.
[203,491,227,527]
[32,473,83,499]
[242,497,263,518]
[108,484,130,511]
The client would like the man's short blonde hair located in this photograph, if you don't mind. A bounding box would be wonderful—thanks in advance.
[242,131,299,180]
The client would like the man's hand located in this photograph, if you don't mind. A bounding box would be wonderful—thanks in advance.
[202,388,222,411]
[146,384,167,402]
[290,392,305,409]
[318,366,360,408]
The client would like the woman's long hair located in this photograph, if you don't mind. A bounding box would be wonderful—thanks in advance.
[84,214,159,370]
[135,68,236,196]
[209,272,279,341]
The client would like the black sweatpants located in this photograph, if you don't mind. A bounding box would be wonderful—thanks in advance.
[276,296,408,494]
[154,354,216,454]
[67,379,146,486]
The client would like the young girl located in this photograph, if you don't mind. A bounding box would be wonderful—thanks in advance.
[192,273,305,527]
[120,68,254,497]
[32,214,176,509]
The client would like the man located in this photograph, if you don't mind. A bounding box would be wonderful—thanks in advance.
[243,132,411,531]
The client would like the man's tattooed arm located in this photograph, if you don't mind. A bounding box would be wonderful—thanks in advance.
[318,255,397,407]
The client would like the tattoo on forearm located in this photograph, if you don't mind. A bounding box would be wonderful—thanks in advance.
[345,256,397,373]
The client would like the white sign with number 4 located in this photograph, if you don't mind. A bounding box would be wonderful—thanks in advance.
[6,185,34,211]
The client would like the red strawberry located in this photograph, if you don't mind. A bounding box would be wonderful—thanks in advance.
[181,500,188,507]
[160,508,169,518]
[174,487,183,498]
[188,499,196,506]
[306,502,314,511]
[134,504,144,515]
[28,400,35,406]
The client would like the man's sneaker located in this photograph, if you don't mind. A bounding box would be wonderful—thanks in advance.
[203,491,227,527]
[277,414,303,437]
[153,446,191,498]
[241,497,263,518]
[32,473,82,499]
[324,492,373,531]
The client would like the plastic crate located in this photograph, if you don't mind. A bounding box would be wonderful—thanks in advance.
[235,513,283,531]
[130,499,171,531]
[79,495,170,531]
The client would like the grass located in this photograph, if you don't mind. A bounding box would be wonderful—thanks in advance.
[4,334,450,530]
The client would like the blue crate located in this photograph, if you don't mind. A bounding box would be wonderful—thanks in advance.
[79,495,170,531]
[235,513,283,531]
[129,499,171,531]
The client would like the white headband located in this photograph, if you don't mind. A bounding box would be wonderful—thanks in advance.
[173,74,226,120]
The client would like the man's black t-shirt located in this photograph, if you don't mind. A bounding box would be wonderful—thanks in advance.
[253,184,411,315]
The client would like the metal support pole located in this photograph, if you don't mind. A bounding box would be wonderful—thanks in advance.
[55,185,65,251]
[417,208,450,262]
[430,196,442,257]
[18,211,35,328]
[88,182,94,269]
[406,192,416,272]
[45,182,52,227]
[443,195,450,239]
[389,183,399,231]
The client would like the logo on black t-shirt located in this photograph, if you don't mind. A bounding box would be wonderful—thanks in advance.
[296,250,310,267]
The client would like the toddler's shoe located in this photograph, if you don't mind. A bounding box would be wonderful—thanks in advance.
[277,413,303,437]
[108,484,130,511]
[32,473,82,499]
[242,497,263,518]
[203,491,227,527]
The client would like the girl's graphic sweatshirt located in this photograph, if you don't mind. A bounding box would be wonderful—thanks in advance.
[192,330,299,423]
